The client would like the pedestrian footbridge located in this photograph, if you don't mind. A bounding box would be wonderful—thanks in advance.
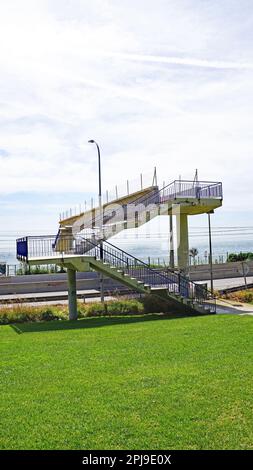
[17,178,222,318]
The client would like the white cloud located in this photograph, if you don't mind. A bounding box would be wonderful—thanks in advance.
[106,52,253,70]
[0,0,253,232]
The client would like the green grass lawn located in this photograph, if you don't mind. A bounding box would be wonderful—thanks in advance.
[0,314,252,450]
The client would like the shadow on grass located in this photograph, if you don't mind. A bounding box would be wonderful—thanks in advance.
[10,312,201,334]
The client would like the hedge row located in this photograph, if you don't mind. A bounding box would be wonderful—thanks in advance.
[0,298,148,325]
[223,289,253,304]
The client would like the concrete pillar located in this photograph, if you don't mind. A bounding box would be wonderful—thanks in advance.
[169,214,175,268]
[176,213,189,272]
[67,268,77,320]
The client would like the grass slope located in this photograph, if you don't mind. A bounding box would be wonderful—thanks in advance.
[0,314,252,450]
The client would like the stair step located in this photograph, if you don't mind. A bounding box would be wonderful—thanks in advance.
[183,299,192,305]
[86,238,213,314]
[173,294,184,300]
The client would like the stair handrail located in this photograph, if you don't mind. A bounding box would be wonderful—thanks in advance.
[80,236,215,304]
[63,180,222,238]
[104,239,216,301]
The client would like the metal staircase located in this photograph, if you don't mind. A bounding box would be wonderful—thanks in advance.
[56,180,222,249]
[80,238,216,314]
[16,178,222,316]
[17,234,216,314]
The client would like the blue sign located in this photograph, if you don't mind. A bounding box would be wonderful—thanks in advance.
[16,238,28,260]
[0,263,6,275]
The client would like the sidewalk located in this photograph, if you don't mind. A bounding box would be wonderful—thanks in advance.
[216,299,253,315]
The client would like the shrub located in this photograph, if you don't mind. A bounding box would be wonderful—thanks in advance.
[16,265,65,275]
[106,299,144,315]
[0,296,170,325]
[223,288,253,304]
[141,294,170,313]
[81,299,144,317]
[83,302,106,317]
[0,304,68,324]
[243,292,253,303]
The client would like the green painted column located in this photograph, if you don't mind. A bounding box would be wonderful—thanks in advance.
[169,214,175,268]
[176,213,189,271]
[67,268,77,320]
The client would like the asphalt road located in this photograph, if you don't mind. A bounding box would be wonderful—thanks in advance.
[198,276,253,290]
[1,271,253,307]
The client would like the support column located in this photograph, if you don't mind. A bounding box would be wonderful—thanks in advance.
[176,213,189,272]
[67,268,77,320]
[169,214,175,268]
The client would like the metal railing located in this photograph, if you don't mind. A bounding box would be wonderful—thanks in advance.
[58,180,222,244]
[16,234,216,312]
[160,180,223,202]
[17,235,70,261]
[82,238,216,312]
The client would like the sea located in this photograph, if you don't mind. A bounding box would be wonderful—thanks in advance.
[1,235,252,267]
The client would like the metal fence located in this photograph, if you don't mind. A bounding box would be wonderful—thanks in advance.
[160,180,223,202]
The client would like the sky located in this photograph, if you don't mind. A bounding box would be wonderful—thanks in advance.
[0,0,253,238]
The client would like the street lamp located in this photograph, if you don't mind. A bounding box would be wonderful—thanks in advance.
[88,139,104,303]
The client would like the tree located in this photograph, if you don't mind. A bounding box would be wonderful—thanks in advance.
[227,252,253,262]
[189,247,198,265]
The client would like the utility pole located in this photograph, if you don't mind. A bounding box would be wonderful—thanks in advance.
[241,260,249,290]
[88,139,104,303]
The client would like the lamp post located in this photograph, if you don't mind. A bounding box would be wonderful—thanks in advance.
[88,139,104,303]
[208,210,214,294]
